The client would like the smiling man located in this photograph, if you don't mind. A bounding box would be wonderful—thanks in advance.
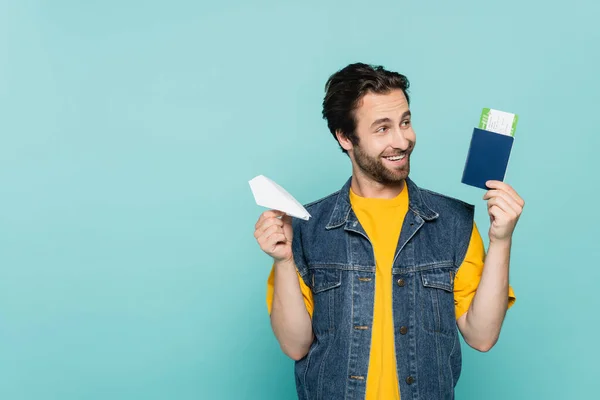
[254,63,523,400]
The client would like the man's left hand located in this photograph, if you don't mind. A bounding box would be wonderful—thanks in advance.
[483,181,525,244]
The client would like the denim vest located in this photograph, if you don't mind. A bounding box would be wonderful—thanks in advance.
[291,177,474,400]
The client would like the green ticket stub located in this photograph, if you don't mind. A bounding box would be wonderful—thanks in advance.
[479,108,519,137]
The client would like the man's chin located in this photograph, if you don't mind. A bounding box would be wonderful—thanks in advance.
[385,165,409,181]
[379,172,409,185]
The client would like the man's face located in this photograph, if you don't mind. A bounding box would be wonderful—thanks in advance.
[341,89,416,185]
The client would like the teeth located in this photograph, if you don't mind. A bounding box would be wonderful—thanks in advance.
[385,155,406,161]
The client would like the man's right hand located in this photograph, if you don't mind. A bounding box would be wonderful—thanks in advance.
[254,210,294,263]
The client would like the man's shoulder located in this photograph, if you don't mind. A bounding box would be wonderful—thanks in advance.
[417,185,475,215]
[290,188,342,233]
[415,185,476,248]
[303,190,340,211]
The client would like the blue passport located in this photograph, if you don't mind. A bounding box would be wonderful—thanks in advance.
[461,127,514,190]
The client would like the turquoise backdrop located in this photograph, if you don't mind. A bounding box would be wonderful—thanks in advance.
[1,0,599,399]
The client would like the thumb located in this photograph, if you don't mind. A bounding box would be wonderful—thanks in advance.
[270,209,285,217]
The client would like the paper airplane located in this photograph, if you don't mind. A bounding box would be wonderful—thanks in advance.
[248,175,311,220]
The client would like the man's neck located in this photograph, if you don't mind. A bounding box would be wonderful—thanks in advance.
[350,172,405,199]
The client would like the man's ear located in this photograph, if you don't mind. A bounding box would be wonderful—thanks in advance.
[335,130,353,152]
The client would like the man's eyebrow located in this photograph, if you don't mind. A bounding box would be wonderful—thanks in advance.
[370,111,411,128]
[370,117,391,128]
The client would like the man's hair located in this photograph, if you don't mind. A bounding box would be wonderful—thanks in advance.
[322,62,410,154]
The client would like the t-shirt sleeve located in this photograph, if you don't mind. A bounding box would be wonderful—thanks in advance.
[266,264,315,317]
[454,221,517,320]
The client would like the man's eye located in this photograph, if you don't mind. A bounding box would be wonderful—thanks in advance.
[401,120,411,127]
[377,127,388,133]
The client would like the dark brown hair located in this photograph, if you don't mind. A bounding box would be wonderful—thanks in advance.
[322,63,410,153]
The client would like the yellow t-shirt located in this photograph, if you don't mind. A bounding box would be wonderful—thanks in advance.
[266,186,516,399]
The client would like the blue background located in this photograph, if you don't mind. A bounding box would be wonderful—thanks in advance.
[1,0,598,398]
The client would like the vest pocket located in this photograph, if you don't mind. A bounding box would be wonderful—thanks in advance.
[420,267,456,335]
[311,268,342,293]
[310,268,341,333]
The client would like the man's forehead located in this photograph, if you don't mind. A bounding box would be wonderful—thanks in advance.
[356,90,409,116]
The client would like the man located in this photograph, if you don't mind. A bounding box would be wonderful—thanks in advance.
[254,63,523,400]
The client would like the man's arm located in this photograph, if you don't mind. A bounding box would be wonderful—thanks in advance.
[457,181,524,352]
[457,239,511,352]
[255,210,313,360]
[270,259,314,360]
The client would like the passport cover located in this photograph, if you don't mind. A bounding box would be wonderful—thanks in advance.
[461,127,514,190]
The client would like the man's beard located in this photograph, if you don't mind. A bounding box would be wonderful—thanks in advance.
[353,142,414,185]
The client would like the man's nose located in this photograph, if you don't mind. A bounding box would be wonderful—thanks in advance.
[390,129,410,150]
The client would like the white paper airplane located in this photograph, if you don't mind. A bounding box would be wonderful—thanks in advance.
[248,175,311,221]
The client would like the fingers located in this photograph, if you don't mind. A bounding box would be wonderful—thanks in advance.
[486,196,519,219]
[255,210,286,230]
[254,217,284,239]
[254,210,287,229]
[257,224,281,243]
[267,233,288,253]
[257,225,288,251]
[483,190,522,215]
[485,181,525,207]
[488,205,503,221]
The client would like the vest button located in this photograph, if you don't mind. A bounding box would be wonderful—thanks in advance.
[406,376,415,385]
[396,278,405,287]
[400,326,408,335]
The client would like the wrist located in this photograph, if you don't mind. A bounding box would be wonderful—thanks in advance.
[489,237,512,249]
[274,257,296,270]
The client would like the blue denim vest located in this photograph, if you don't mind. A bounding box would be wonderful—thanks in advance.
[291,177,474,400]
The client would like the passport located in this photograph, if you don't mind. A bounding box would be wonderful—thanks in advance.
[461,108,518,190]
[461,127,514,190]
